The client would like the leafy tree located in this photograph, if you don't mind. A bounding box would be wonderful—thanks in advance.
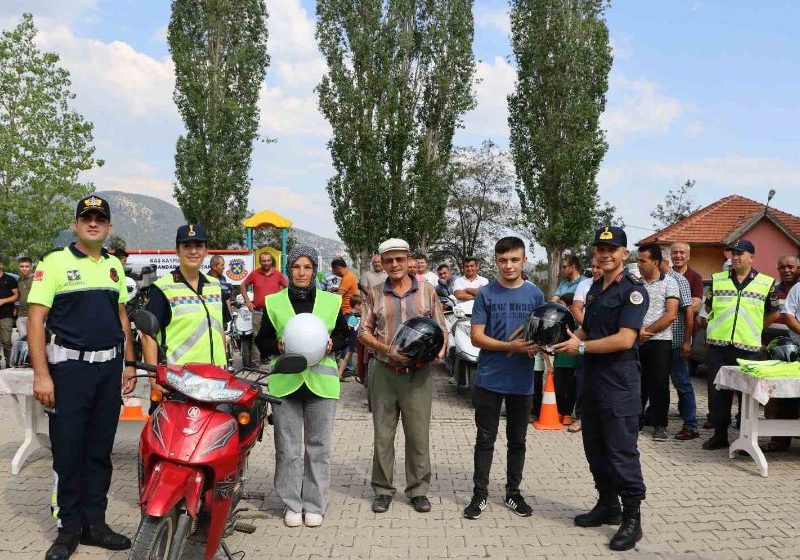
[508,0,612,297]
[169,0,269,249]
[0,14,102,260]
[317,0,476,272]
[573,200,624,271]
[253,226,297,257]
[651,179,700,229]
[107,234,127,252]
[434,140,515,268]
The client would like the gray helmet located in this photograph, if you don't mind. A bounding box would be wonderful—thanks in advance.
[10,338,30,367]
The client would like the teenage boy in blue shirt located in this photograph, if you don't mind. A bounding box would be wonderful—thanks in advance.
[463,236,545,519]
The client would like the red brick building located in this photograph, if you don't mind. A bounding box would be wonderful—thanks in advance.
[637,195,800,280]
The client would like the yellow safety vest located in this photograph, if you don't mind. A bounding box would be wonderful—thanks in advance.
[707,270,773,352]
[155,273,226,366]
[265,289,341,399]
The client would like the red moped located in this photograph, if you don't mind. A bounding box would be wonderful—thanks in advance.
[126,310,303,560]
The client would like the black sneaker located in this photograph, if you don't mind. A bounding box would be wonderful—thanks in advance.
[504,493,533,517]
[653,427,668,442]
[463,495,487,520]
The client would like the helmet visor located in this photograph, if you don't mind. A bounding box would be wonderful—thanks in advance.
[526,316,569,354]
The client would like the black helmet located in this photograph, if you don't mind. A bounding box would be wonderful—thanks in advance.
[10,337,30,367]
[766,336,799,362]
[390,317,445,365]
[526,303,576,354]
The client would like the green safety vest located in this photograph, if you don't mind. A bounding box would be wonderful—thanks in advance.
[155,273,226,366]
[265,289,341,399]
[707,270,773,352]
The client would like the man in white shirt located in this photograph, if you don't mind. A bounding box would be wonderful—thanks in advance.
[571,256,600,325]
[415,254,440,287]
[453,257,488,301]
[364,254,388,289]
[637,244,679,442]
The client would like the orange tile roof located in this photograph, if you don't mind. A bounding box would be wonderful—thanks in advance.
[637,195,800,246]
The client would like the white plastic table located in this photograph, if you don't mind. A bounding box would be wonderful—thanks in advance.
[0,367,50,475]
[714,365,800,477]
[1,367,149,475]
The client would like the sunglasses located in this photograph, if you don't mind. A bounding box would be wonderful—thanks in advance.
[381,256,407,265]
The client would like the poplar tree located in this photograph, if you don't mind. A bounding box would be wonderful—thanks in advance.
[169,0,269,248]
[0,14,101,259]
[317,0,476,269]
[508,0,612,295]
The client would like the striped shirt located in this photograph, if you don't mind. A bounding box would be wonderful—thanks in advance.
[642,272,680,342]
[667,268,693,348]
[360,276,447,364]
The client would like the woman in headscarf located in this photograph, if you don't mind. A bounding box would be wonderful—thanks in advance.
[256,246,349,528]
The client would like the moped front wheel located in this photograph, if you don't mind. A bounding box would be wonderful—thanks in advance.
[128,510,178,560]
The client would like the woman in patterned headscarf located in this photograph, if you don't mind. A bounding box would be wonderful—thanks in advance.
[256,246,349,528]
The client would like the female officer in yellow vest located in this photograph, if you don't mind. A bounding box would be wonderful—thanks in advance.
[255,246,349,528]
[142,224,226,405]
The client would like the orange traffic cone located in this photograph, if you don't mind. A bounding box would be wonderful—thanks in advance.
[119,397,149,422]
[534,369,563,430]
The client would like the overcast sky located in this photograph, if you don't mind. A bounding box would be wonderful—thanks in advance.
[2,0,799,249]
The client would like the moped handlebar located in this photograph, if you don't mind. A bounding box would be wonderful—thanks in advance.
[125,360,158,373]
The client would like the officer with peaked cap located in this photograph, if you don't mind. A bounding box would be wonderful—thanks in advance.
[143,224,227,411]
[702,238,779,450]
[553,226,649,551]
[27,195,136,559]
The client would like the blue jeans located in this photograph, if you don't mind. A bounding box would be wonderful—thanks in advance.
[670,348,697,429]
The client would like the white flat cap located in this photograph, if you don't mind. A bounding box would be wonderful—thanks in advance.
[378,238,410,255]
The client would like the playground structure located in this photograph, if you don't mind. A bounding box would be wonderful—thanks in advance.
[242,209,293,274]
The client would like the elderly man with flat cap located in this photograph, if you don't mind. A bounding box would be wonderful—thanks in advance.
[358,238,447,514]
[702,239,780,450]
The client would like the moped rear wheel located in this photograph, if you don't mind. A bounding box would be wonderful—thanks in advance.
[128,510,176,560]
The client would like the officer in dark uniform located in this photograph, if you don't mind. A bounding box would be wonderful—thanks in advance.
[27,195,136,560]
[553,226,649,552]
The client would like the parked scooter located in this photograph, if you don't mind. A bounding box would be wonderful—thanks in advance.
[126,310,304,560]
[226,294,254,366]
[437,281,479,395]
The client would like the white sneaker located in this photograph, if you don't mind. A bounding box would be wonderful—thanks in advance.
[284,509,303,527]
[304,512,323,527]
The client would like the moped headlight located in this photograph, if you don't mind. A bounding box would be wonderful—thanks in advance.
[166,370,245,403]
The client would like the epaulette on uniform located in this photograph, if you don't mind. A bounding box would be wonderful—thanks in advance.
[39,247,65,261]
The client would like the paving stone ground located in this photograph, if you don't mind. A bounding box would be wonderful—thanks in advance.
[1,369,799,559]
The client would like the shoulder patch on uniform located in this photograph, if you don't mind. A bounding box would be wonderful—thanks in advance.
[629,291,644,305]
[39,247,64,261]
[625,270,643,285]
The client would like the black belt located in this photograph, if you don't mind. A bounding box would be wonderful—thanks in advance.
[382,361,424,374]
[585,348,638,363]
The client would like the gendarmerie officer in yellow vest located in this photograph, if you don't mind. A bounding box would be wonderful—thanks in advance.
[142,224,226,405]
[702,239,780,450]
[27,195,137,560]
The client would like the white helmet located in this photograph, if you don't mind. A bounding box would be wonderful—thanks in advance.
[125,276,138,300]
[282,313,329,366]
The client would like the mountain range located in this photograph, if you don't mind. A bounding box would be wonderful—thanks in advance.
[58,190,347,268]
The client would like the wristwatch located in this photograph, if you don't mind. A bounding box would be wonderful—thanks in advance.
[578,342,586,355]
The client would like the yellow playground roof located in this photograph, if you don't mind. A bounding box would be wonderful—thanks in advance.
[242,210,292,229]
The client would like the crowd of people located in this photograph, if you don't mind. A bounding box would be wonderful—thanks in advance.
[4,193,800,559]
